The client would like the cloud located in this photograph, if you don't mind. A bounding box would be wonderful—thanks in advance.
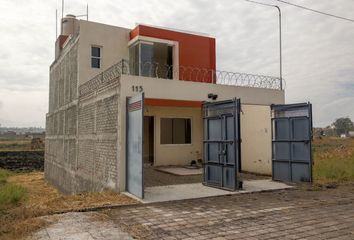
[0,0,353,127]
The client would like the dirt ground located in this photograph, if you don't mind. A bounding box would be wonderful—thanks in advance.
[0,172,138,240]
[144,166,269,187]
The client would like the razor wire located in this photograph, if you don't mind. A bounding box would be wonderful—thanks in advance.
[122,60,282,89]
[79,59,283,96]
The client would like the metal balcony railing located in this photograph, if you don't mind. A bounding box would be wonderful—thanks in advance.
[122,60,282,90]
[79,59,283,96]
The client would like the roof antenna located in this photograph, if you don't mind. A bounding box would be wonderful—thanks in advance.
[61,0,64,34]
[55,9,58,39]
[76,3,89,20]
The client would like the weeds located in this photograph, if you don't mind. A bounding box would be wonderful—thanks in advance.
[313,138,354,183]
[0,184,27,208]
[0,169,13,185]
[0,169,27,210]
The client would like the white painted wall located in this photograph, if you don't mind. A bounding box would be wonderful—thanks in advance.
[240,105,272,175]
[118,75,285,190]
[78,20,130,85]
[144,106,203,166]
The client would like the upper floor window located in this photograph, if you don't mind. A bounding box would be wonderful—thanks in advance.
[91,46,101,68]
[129,41,173,79]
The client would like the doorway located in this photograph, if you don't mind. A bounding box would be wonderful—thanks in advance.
[144,116,154,165]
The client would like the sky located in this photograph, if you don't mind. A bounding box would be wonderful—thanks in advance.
[0,0,353,127]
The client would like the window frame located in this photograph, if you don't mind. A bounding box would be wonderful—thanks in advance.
[159,116,193,146]
[91,45,102,69]
[128,40,174,79]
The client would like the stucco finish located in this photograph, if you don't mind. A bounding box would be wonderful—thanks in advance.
[120,75,284,105]
[240,105,272,175]
[78,20,130,86]
[144,106,203,166]
[118,75,284,190]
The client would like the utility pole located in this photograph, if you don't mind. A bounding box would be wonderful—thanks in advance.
[245,0,283,90]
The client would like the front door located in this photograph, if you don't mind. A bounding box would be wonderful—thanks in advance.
[126,93,144,198]
[203,99,242,191]
[271,102,313,183]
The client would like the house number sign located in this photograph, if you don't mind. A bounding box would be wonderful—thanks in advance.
[132,85,143,92]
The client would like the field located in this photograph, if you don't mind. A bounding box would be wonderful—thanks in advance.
[313,137,354,183]
[0,139,33,151]
[0,136,44,151]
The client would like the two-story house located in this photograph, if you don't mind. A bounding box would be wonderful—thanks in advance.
[45,15,310,199]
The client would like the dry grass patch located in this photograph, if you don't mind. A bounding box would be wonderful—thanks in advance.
[8,172,138,214]
[0,139,32,151]
[0,171,138,240]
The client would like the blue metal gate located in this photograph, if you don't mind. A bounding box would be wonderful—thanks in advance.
[272,102,313,183]
[203,99,242,191]
[126,93,144,198]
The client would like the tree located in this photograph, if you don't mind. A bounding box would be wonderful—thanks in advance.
[332,117,354,135]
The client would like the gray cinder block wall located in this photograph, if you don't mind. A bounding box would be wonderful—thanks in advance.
[45,34,122,194]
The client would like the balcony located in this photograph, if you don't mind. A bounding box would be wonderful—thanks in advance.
[79,59,283,97]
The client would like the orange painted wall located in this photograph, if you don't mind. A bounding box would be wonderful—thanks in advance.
[145,98,202,108]
[130,25,216,83]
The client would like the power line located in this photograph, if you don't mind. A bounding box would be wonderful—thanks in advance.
[245,0,278,8]
[276,0,354,23]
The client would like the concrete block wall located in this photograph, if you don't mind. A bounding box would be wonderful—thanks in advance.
[45,34,122,193]
[45,36,79,193]
[76,83,120,192]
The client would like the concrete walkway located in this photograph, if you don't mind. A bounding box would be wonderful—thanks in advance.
[31,212,132,240]
[141,180,292,203]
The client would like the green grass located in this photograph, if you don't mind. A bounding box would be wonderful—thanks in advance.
[0,169,13,185]
[313,138,354,183]
[313,157,354,182]
[0,169,27,209]
[0,184,27,207]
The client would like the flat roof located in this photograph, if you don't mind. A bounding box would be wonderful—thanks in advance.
[135,23,213,38]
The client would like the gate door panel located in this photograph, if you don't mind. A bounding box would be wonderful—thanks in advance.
[203,99,242,191]
[272,103,313,183]
[126,93,144,198]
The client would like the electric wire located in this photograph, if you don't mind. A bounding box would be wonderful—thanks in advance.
[276,0,354,23]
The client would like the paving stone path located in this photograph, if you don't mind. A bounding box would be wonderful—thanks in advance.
[32,184,354,240]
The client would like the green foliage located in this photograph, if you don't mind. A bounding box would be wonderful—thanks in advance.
[313,157,354,182]
[0,184,27,208]
[313,138,354,183]
[332,117,354,135]
[0,169,13,185]
[0,169,27,209]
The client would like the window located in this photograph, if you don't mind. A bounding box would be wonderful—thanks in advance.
[160,118,191,144]
[91,46,101,68]
[129,41,173,79]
